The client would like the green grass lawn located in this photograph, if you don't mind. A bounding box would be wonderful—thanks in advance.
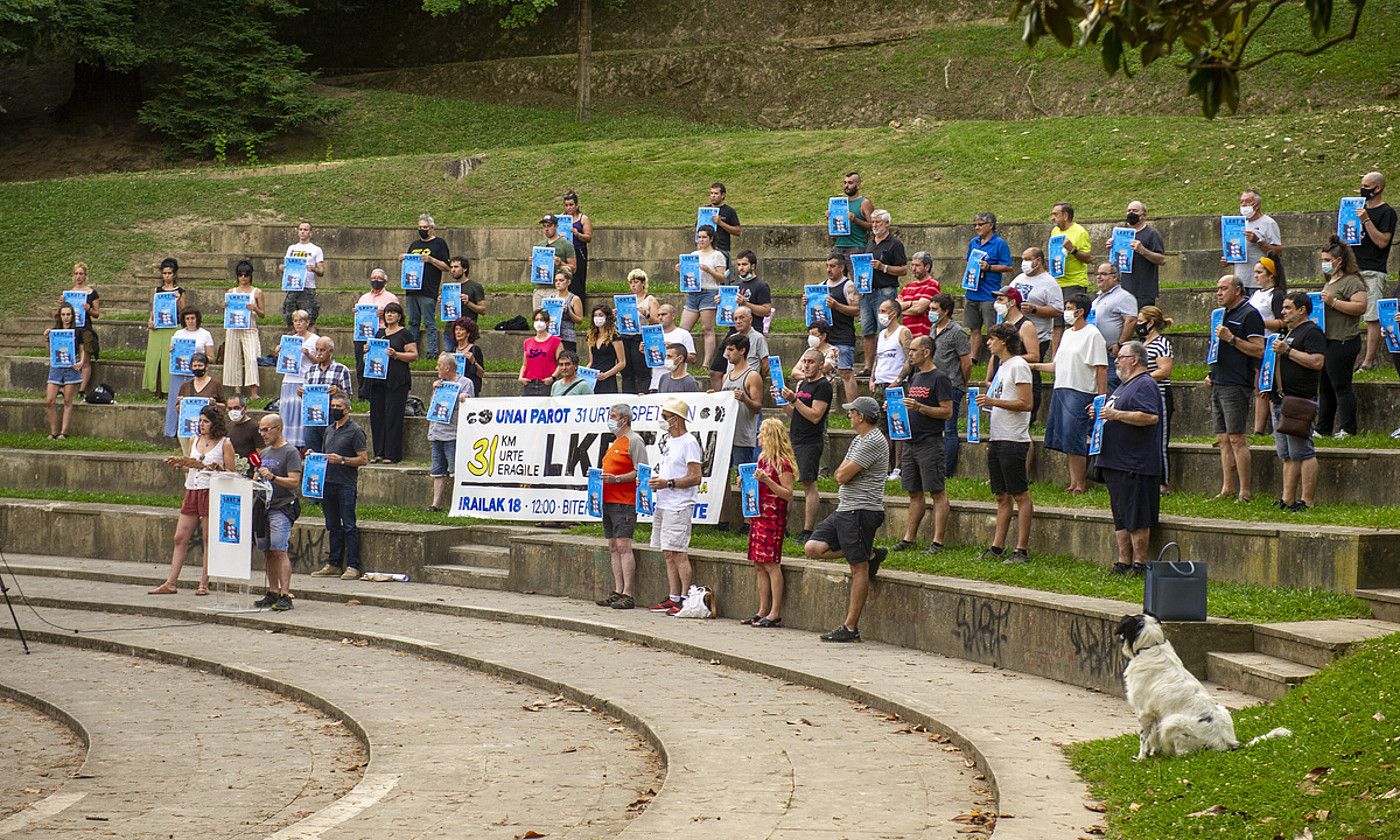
[0,432,168,453]
[1067,632,1400,839]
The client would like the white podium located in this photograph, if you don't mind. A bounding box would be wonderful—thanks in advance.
[204,473,259,612]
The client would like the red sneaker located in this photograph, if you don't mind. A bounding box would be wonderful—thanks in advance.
[665,603,682,616]
[649,599,675,613]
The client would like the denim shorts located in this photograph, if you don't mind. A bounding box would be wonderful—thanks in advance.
[1044,388,1094,456]
[859,286,899,336]
[430,438,456,477]
[835,344,856,371]
[48,365,82,386]
[684,290,719,313]
[256,507,292,552]
[1272,402,1316,461]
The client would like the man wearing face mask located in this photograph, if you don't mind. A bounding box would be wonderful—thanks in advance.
[309,394,368,580]
[1354,172,1395,371]
[658,343,701,393]
[1090,263,1139,389]
[1105,201,1166,307]
[928,293,972,476]
[1009,247,1062,422]
[651,304,697,392]
[596,403,648,610]
[858,209,908,378]
[354,269,399,399]
[403,214,450,358]
[1225,190,1282,291]
[224,394,261,463]
[731,250,771,332]
[301,336,353,454]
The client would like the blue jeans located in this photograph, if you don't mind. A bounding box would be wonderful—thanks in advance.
[859,286,899,336]
[405,294,438,357]
[945,389,963,477]
[321,481,360,570]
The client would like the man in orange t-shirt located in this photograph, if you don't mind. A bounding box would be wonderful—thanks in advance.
[596,402,650,610]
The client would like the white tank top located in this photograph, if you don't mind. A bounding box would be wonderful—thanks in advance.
[873,326,908,386]
[185,436,227,490]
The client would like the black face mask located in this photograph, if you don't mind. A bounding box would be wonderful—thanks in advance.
[1126,212,1142,226]
[418,229,431,240]
[330,408,346,421]
[370,280,386,290]
[1134,322,1150,339]
[191,366,207,377]
[1361,187,1378,200]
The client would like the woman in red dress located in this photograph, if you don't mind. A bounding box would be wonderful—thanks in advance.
[744,417,796,627]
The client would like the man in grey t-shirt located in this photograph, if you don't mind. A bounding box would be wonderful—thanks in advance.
[805,396,890,643]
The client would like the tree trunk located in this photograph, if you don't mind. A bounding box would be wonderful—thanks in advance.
[575,0,591,121]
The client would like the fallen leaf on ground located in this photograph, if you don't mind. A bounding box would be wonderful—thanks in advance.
[1084,802,1106,813]
[1188,804,1229,817]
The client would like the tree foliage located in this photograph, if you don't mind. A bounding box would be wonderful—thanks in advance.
[1012,0,1369,118]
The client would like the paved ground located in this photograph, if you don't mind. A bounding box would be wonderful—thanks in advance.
[0,555,1259,839]
[0,696,83,824]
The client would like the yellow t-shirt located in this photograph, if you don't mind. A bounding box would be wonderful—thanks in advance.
[1056,222,1093,289]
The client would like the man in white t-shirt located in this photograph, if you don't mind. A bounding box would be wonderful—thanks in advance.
[651,302,697,391]
[281,221,326,327]
[977,322,1035,564]
[646,397,704,616]
[1225,190,1282,290]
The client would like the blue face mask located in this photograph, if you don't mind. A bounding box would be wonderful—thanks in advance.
[1321,260,1336,275]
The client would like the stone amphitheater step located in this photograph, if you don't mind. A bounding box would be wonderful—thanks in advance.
[1251,619,1400,669]
[447,542,512,569]
[3,560,1140,839]
[2,450,1394,594]
[419,563,512,589]
[0,641,366,837]
[1205,651,1320,701]
[1355,588,1400,624]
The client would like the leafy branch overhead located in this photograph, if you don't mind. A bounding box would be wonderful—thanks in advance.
[1012,0,1369,118]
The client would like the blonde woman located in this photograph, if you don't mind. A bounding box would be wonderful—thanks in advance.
[224,259,266,399]
[622,269,659,394]
[743,418,796,628]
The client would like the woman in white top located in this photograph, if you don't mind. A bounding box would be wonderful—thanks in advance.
[277,309,321,447]
[149,404,235,596]
[678,226,729,369]
[1247,257,1287,434]
[164,308,217,438]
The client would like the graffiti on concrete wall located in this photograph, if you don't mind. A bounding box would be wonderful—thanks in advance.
[952,596,1012,663]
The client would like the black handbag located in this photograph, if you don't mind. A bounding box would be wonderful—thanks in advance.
[1144,542,1208,622]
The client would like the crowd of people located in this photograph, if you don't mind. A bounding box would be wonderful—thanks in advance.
[41,171,1397,638]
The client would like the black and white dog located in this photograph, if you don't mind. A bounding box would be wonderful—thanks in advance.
[1115,614,1291,760]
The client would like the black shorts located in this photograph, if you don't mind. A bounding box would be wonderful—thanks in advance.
[602,502,637,539]
[793,441,824,483]
[811,508,885,565]
[900,439,945,494]
[1102,468,1161,532]
[986,440,1030,496]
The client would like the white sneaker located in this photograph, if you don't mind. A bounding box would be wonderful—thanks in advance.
[1333,430,1351,441]
[1390,426,1400,440]
[886,468,901,482]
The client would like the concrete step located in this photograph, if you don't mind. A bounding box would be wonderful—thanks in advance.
[418,563,512,590]
[1355,588,1400,624]
[1205,651,1318,701]
[447,543,512,570]
[1253,619,1400,669]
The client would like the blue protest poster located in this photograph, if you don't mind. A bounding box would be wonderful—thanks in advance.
[218,493,241,544]
[641,324,666,368]
[1308,292,1325,331]
[401,253,424,291]
[49,329,76,368]
[353,304,378,342]
[1047,234,1067,279]
[962,248,987,292]
[1111,227,1137,273]
[967,387,981,444]
[827,197,850,237]
[363,338,390,380]
[716,286,739,327]
[1221,216,1247,264]
[804,284,831,327]
[276,335,303,375]
[555,215,574,244]
[1257,335,1278,393]
[301,453,326,499]
[1205,307,1225,365]
[64,291,89,327]
[428,379,461,424]
[884,386,910,441]
[153,291,179,329]
[1378,298,1400,353]
[178,397,210,438]
[678,253,701,293]
[302,384,330,427]
[635,463,654,516]
[738,462,760,518]
[531,246,555,285]
[1086,308,1097,327]
[454,352,469,377]
[577,366,600,387]
[586,468,604,518]
[440,282,462,322]
[542,297,565,337]
[1338,197,1365,246]
[695,206,719,238]
[614,294,641,335]
[768,355,788,406]
[282,256,307,292]
[224,292,251,330]
[170,336,196,376]
[850,253,873,294]
[1088,395,1107,456]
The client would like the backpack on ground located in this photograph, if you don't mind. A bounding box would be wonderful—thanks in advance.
[85,384,115,404]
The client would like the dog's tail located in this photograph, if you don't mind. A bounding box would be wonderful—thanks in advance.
[1243,727,1292,747]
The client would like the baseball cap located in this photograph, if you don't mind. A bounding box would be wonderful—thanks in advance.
[841,396,881,421]
[995,286,1024,306]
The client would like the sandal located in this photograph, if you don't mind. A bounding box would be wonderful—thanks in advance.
[147,584,177,595]
[195,586,209,596]
[754,617,782,628]
[47,434,58,440]
[55,434,67,440]
[741,614,762,626]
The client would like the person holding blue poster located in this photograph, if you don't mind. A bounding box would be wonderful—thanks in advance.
[585,305,627,395]
[281,221,326,327]
[542,269,584,352]
[703,183,741,265]
[1104,201,1167,307]
[149,403,234,596]
[277,310,321,448]
[741,418,795,629]
[1226,190,1283,291]
[646,398,705,616]
[404,214,450,358]
[438,281,462,323]
[367,302,418,464]
[595,403,649,611]
[300,337,353,453]
[963,212,1012,363]
[854,210,907,378]
[446,256,487,323]
[251,414,303,611]
[447,317,486,398]
[1315,236,1368,439]
[309,394,369,580]
[1354,172,1395,371]
[142,258,184,396]
[619,270,660,394]
[561,192,593,300]
[1090,263,1140,389]
[1049,202,1093,297]
[831,172,873,255]
[678,226,728,367]
[353,270,399,399]
[538,213,578,286]
[43,304,85,439]
[551,352,594,396]
[65,263,101,395]
[1032,293,1107,495]
[889,335,954,555]
[778,349,833,544]
[976,323,1035,564]
[426,353,475,513]
[1098,342,1164,575]
[1208,274,1265,501]
[162,309,215,440]
[224,260,265,400]
[1270,292,1327,511]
